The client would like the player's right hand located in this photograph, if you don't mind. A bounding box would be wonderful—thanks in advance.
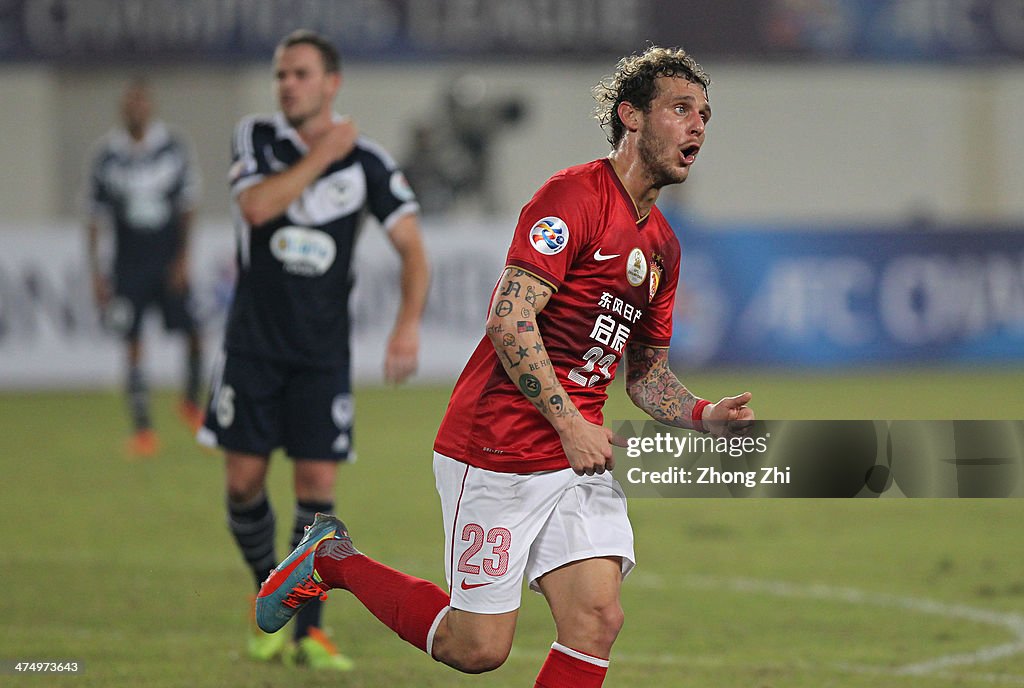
[559,415,617,476]
[704,392,755,437]
[316,117,358,161]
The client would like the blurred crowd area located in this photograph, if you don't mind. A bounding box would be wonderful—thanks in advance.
[7,60,1024,225]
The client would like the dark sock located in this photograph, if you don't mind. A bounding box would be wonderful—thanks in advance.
[185,344,202,405]
[126,365,151,431]
[292,499,334,641]
[227,492,276,590]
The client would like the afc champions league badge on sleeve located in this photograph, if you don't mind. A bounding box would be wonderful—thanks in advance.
[529,217,569,256]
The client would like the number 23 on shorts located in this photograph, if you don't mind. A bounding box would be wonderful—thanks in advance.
[456,523,511,577]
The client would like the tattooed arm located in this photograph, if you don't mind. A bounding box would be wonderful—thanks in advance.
[486,267,617,475]
[625,342,754,433]
[624,344,702,428]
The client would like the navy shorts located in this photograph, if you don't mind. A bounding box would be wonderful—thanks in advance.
[199,351,354,462]
[108,270,196,340]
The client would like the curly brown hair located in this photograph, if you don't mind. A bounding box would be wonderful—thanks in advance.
[593,46,710,147]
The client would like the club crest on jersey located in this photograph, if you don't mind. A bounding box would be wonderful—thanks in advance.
[529,217,569,256]
[328,178,358,208]
[626,247,647,287]
[649,260,662,300]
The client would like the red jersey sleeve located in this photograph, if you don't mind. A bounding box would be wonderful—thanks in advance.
[504,172,596,290]
[630,233,680,348]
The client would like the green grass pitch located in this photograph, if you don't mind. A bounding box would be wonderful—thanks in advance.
[2,366,1023,687]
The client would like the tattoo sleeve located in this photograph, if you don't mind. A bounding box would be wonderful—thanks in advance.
[625,343,702,429]
[486,267,579,430]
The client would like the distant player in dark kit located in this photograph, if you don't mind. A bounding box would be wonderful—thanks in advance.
[198,30,429,670]
[86,77,204,458]
[254,46,754,686]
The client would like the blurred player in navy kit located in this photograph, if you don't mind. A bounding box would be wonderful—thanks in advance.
[86,78,204,458]
[253,45,753,687]
[198,30,429,670]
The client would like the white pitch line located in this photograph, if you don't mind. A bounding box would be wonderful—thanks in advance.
[897,642,1024,677]
[833,661,1024,686]
[629,572,1024,682]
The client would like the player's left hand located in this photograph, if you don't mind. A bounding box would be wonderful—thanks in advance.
[704,392,755,437]
[384,324,419,384]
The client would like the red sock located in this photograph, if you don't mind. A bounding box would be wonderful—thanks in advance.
[534,642,609,687]
[315,541,450,654]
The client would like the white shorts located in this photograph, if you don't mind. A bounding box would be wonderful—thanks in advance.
[433,452,636,615]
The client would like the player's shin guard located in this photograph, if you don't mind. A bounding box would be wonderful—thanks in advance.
[534,642,609,688]
[227,492,277,589]
[291,500,333,640]
[315,541,450,654]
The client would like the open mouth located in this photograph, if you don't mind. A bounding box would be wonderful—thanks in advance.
[681,145,700,165]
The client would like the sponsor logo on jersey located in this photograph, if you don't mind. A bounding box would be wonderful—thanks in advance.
[593,248,620,261]
[389,170,416,202]
[529,217,569,256]
[269,226,337,276]
[626,247,647,287]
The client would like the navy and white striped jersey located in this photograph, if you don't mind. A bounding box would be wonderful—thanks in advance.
[88,121,200,274]
[225,112,419,368]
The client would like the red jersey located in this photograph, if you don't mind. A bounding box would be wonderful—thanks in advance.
[434,159,681,473]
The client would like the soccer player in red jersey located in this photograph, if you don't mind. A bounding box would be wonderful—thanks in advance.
[256,46,755,686]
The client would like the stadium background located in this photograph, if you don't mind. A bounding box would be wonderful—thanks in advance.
[2,1,1024,686]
